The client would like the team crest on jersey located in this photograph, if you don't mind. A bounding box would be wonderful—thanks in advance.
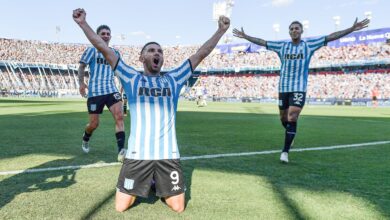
[159,77,169,84]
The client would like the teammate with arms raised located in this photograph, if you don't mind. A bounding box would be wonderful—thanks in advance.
[78,24,126,162]
[73,8,230,213]
[233,18,369,163]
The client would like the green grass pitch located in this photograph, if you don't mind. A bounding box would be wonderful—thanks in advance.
[0,98,389,219]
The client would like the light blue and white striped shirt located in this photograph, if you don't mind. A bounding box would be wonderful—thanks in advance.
[114,58,193,160]
[80,47,121,97]
[267,37,326,93]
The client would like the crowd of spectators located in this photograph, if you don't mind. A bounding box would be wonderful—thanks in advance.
[1,37,389,99]
[1,38,389,69]
[0,38,86,65]
[189,70,390,100]
[0,65,81,97]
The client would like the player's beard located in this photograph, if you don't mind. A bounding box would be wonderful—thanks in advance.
[146,61,161,75]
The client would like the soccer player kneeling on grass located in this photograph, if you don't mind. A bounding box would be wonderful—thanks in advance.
[73,8,230,213]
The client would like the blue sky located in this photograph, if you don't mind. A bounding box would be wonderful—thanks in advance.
[0,0,387,46]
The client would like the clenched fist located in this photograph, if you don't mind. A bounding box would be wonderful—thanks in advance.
[218,16,230,31]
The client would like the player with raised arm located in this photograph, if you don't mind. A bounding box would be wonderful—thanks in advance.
[73,8,230,213]
[78,24,126,162]
[233,18,369,163]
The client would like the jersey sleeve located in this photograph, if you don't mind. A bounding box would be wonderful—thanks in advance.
[113,58,140,85]
[266,41,284,57]
[306,36,326,53]
[79,47,94,64]
[114,48,121,59]
[166,59,193,87]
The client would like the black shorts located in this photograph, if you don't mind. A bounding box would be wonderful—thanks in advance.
[278,92,306,110]
[372,96,377,101]
[87,92,122,114]
[116,159,185,198]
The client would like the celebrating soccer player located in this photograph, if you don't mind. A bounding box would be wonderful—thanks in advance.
[233,18,369,163]
[78,24,126,162]
[73,8,230,212]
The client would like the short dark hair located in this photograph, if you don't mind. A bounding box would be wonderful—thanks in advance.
[289,21,303,29]
[140,42,161,54]
[96,25,111,34]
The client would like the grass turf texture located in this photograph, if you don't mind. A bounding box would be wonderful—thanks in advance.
[0,98,389,219]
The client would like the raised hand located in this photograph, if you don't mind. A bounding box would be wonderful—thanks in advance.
[351,18,370,31]
[233,27,247,39]
[73,8,86,24]
[218,16,230,31]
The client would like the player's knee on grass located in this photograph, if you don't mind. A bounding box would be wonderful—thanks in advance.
[165,193,185,213]
[167,202,185,213]
[115,191,136,212]
[115,204,128,212]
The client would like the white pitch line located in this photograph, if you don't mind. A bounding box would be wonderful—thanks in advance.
[0,140,389,176]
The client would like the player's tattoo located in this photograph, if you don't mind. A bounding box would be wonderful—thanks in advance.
[78,70,85,84]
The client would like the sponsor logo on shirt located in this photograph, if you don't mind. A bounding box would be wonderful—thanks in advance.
[284,53,304,60]
[138,87,172,97]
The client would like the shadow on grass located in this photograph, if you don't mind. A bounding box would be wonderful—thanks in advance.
[1,109,389,162]
[0,111,128,164]
[1,108,390,217]
[0,158,78,209]
[0,99,83,108]
[271,183,306,220]
[80,189,116,219]
[182,144,390,218]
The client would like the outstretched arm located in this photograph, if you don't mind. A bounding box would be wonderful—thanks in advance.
[72,8,118,69]
[189,16,230,70]
[325,18,370,43]
[233,27,267,47]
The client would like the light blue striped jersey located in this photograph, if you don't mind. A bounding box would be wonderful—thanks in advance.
[114,58,193,160]
[80,47,121,97]
[267,37,326,93]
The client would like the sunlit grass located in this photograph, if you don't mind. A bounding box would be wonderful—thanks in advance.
[0,98,389,219]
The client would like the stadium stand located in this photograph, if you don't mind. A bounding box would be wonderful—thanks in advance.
[0,28,389,105]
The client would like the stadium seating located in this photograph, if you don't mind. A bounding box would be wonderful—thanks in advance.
[0,37,389,100]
